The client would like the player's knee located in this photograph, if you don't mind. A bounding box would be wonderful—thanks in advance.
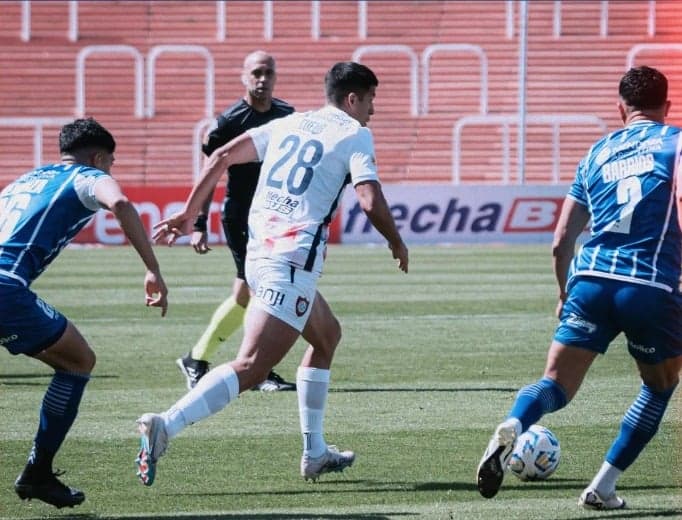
[331,319,342,348]
[321,318,342,353]
[233,355,269,384]
[78,347,96,373]
[235,292,250,308]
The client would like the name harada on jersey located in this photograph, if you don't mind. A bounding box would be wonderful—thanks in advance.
[601,153,655,183]
[264,190,299,215]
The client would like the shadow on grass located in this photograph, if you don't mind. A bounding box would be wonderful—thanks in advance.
[330,386,517,393]
[10,480,680,520]
[563,508,682,519]
[0,373,119,386]
[15,514,410,520]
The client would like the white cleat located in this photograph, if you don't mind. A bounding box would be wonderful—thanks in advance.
[135,413,169,486]
[476,419,520,498]
[301,445,355,481]
[579,487,626,510]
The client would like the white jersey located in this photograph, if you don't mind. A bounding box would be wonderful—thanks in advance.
[246,105,379,274]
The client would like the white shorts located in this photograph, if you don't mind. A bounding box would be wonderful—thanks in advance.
[245,258,318,332]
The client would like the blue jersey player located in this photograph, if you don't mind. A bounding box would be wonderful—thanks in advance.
[1,118,168,508]
[477,66,682,510]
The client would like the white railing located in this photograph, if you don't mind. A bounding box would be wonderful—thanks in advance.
[505,0,657,38]
[353,44,488,117]
[75,45,145,119]
[20,0,78,42]
[76,45,214,119]
[263,0,273,40]
[216,1,226,42]
[452,114,607,184]
[421,44,488,116]
[352,45,419,117]
[626,43,682,70]
[19,1,656,42]
[311,0,367,40]
[146,45,214,119]
[0,117,73,167]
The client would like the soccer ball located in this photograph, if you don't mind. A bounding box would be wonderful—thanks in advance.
[507,424,560,481]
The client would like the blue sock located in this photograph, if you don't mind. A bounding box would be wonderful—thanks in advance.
[606,383,675,470]
[30,371,90,470]
[508,377,567,431]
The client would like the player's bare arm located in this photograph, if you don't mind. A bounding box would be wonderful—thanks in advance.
[551,197,590,317]
[94,176,168,316]
[354,180,408,273]
[154,133,258,244]
[190,188,216,255]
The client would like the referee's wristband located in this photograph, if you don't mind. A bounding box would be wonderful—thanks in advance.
[193,214,208,232]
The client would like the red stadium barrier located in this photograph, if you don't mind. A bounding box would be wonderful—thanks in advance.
[72,185,343,245]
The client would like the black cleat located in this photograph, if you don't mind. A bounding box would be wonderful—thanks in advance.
[15,470,85,509]
[476,420,518,499]
[252,370,297,392]
[176,354,210,390]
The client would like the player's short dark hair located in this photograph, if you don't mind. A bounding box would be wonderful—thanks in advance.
[619,66,668,110]
[59,117,116,155]
[325,61,378,106]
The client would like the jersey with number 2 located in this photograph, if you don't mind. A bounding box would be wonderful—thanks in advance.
[568,120,682,292]
[246,105,379,274]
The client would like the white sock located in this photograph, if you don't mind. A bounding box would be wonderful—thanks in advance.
[500,417,522,437]
[297,366,330,458]
[589,461,623,497]
[162,363,239,438]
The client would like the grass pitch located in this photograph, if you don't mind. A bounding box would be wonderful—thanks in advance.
[0,244,680,519]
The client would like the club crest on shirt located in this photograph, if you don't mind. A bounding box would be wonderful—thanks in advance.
[295,296,309,317]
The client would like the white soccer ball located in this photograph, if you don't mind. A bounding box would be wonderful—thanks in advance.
[507,424,560,481]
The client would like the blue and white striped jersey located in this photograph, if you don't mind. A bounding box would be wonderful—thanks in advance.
[568,120,682,292]
[0,164,107,287]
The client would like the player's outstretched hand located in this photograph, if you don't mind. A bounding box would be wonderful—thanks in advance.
[153,212,191,246]
[144,270,168,317]
[390,241,409,273]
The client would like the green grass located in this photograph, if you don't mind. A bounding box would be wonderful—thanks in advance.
[0,244,680,519]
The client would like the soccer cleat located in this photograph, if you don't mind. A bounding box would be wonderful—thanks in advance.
[176,354,209,390]
[135,413,169,486]
[301,445,355,481]
[14,470,85,509]
[476,420,519,499]
[579,487,626,510]
[252,370,297,392]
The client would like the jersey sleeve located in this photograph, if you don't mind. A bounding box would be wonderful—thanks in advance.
[567,156,588,206]
[246,120,276,161]
[202,114,239,156]
[348,127,379,186]
[73,169,108,211]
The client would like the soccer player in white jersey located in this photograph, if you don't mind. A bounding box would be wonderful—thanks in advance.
[477,66,682,510]
[1,118,168,508]
[136,61,408,487]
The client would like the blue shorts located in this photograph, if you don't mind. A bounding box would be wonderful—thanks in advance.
[0,282,68,356]
[554,276,682,364]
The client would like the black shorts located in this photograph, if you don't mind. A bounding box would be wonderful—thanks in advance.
[221,198,249,280]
